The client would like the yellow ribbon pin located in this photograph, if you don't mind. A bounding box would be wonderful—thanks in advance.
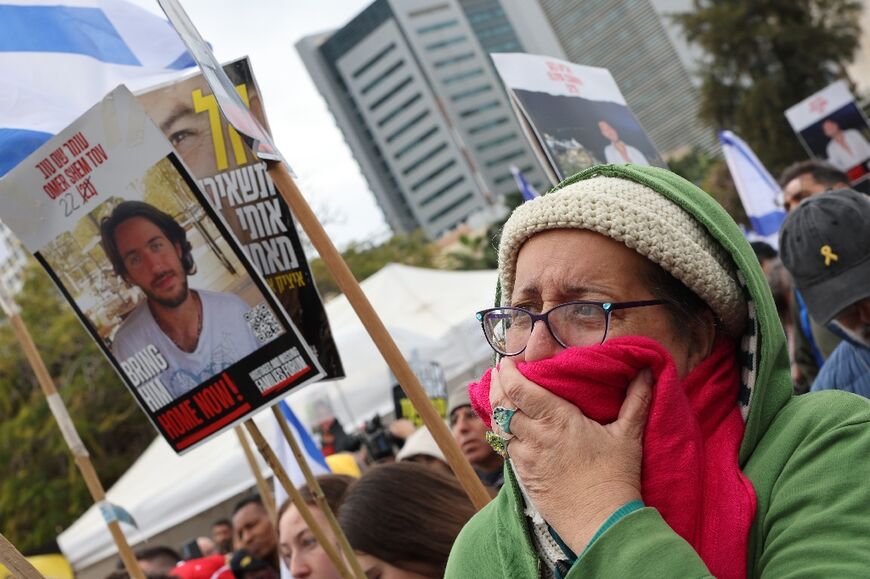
[820,245,838,267]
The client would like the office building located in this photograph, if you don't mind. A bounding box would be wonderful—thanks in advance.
[500,0,717,156]
[297,0,547,238]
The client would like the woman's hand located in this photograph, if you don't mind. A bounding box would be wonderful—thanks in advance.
[490,356,652,554]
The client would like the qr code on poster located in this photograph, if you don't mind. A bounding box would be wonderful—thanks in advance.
[244,303,282,342]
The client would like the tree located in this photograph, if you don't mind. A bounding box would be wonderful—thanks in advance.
[676,0,864,174]
[308,231,441,299]
[443,191,524,271]
[0,262,154,551]
[668,148,748,225]
[668,148,720,187]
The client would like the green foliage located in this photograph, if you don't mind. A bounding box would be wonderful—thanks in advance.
[675,0,864,174]
[669,148,749,225]
[668,148,720,187]
[0,262,153,551]
[702,159,750,226]
[443,191,524,271]
[309,230,441,298]
[443,230,500,270]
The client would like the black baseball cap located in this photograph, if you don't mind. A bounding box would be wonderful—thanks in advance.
[779,188,870,325]
[229,549,270,577]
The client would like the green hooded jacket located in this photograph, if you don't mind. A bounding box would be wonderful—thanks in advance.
[446,164,870,578]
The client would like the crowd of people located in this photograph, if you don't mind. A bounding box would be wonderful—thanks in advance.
[106,160,870,579]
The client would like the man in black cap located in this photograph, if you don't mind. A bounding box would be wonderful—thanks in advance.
[780,188,870,397]
[229,549,278,579]
[778,160,850,392]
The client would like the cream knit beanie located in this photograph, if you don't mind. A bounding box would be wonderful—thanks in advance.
[498,176,747,336]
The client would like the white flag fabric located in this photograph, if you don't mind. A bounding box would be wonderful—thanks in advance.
[272,400,331,508]
[510,165,540,202]
[0,0,195,176]
[272,401,331,579]
[719,131,786,248]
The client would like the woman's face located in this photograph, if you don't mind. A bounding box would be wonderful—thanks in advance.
[512,229,708,377]
[355,554,434,579]
[278,505,341,579]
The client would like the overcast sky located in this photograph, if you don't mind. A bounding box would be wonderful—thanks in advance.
[134,0,389,249]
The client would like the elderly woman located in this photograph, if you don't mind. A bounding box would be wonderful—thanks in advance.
[446,165,870,578]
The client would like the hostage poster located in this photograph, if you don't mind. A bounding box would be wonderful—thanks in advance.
[785,80,870,192]
[137,57,344,380]
[0,86,324,453]
[492,53,666,184]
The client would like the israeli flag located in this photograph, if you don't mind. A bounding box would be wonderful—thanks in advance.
[272,400,331,510]
[0,0,196,176]
[719,131,786,248]
[510,165,540,202]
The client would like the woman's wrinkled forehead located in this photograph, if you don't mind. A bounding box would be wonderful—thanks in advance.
[510,229,656,304]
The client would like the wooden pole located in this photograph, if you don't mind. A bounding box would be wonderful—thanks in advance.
[0,532,44,579]
[243,420,355,579]
[271,406,364,579]
[234,426,277,525]
[265,162,491,510]
[3,310,144,579]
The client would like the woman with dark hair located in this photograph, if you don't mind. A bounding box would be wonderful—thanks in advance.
[277,474,354,579]
[338,463,476,578]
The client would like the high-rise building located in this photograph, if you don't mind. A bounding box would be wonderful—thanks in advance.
[297,0,547,238]
[500,0,716,157]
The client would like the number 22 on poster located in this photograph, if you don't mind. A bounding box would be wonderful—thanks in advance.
[35,131,109,217]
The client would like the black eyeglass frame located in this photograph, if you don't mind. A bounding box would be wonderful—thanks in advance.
[475,299,669,356]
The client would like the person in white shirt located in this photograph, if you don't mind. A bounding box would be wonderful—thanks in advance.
[599,120,650,166]
[822,119,870,172]
[102,201,262,400]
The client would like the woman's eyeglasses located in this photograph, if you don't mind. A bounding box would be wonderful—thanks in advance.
[476,300,668,356]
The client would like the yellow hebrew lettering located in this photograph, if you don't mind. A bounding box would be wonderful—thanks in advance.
[192,84,252,171]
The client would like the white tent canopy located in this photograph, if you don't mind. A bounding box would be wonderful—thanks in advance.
[57,264,498,570]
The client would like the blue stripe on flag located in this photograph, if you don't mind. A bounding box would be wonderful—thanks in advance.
[166,49,196,70]
[749,211,786,237]
[280,401,330,472]
[0,5,140,65]
[0,128,53,177]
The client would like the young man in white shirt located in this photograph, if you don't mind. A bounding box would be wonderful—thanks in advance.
[102,201,263,400]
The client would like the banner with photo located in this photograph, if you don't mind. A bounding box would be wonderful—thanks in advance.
[491,53,666,184]
[0,86,324,453]
[785,80,870,192]
[137,58,344,380]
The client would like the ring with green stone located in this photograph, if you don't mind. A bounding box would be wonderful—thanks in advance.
[492,406,517,435]
[485,430,509,457]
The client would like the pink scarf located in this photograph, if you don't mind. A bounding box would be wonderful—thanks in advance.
[468,336,756,579]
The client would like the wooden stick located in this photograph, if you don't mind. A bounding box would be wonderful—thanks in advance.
[234,426,277,525]
[4,311,144,579]
[0,532,44,579]
[244,420,354,579]
[266,162,491,510]
[271,406,364,579]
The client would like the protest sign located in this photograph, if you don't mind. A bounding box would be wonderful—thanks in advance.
[137,58,344,380]
[392,357,447,427]
[0,86,324,454]
[785,80,870,191]
[491,53,666,184]
[157,0,492,512]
